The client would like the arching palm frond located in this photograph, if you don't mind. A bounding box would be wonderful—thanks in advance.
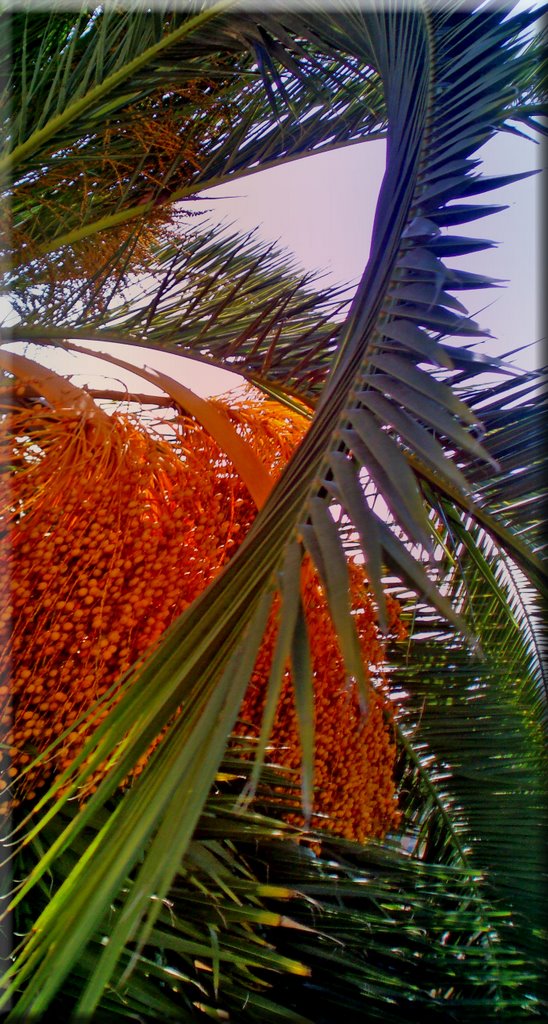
[0,3,546,1019]
[390,373,547,940]
[15,771,538,1023]
[3,3,387,277]
[3,224,351,404]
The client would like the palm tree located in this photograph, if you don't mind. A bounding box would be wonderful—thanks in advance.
[0,2,546,1019]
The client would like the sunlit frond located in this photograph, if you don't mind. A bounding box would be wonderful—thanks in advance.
[0,2,545,1019]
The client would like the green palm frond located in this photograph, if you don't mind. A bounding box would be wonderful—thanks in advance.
[3,2,387,270]
[1,2,546,1018]
[13,758,539,1023]
[2,226,350,403]
[392,518,546,905]
[380,373,548,991]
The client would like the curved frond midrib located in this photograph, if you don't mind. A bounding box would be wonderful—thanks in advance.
[2,4,545,1018]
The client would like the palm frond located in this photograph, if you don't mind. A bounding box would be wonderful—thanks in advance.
[3,3,387,269]
[2,225,350,403]
[389,532,547,982]
[1,3,546,1017]
[13,758,540,1023]
[377,372,548,987]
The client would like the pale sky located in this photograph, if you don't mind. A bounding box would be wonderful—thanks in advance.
[2,68,544,394]
[195,129,543,374]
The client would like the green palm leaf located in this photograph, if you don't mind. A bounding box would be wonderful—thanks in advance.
[4,3,387,268]
[1,2,546,1018]
[3,225,350,403]
[13,760,540,1022]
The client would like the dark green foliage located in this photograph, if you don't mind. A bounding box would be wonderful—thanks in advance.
[1,2,546,1019]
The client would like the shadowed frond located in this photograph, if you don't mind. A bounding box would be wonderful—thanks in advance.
[2,225,351,402]
[3,3,387,271]
[12,759,540,1023]
[0,2,546,1018]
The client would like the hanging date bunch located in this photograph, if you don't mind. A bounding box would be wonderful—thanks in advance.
[0,359,404,842]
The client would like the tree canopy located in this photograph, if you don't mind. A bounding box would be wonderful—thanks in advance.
[0,2,546,1019]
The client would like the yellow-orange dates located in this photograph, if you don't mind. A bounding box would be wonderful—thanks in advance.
[1,393,403,841]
